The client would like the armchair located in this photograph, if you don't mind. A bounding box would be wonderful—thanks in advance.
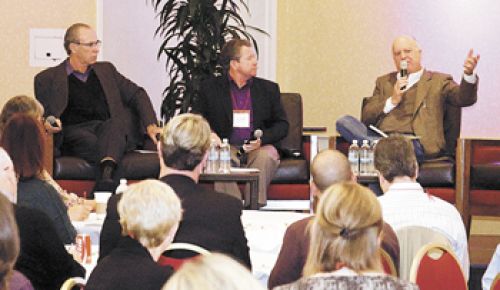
[47,93,311,210]
[335,97,462,204]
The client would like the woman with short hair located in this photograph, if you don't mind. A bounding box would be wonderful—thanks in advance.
[86,180,182,290]
[275,182,418,290]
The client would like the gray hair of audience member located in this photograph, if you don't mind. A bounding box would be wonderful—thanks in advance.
[303,182,383,276]
[118,179,182,249]
[159,113,211,171]
[311,149,353,192]
[0,95,44,134]
[161,253,266,290]
[219,38,253,73]
[64,23,92,55]
[374,135,417,182]
[0,193,19,290]
[0,147,17,203]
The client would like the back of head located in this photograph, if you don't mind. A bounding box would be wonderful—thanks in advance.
[374,135,417,182]
[160,113,211,171]
[311,149,352,192]
[0,95,43,134]
[118,179,182,249]
[304,182,383,275]
[220,39,252,73]
[0,193,19,289]
[162,253,265,290]
[0,114,45,179]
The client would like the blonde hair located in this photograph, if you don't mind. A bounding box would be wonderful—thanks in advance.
[303,182,383,276]
[160,113,211,170]
[0,95,44,133]
[0,194,19,290]
[162,253,265,290]
[118,180,182,248]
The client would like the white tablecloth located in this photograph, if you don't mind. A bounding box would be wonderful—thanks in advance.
[72,210,311,284]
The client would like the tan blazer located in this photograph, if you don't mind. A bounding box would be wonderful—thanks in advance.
[362,70,478,157]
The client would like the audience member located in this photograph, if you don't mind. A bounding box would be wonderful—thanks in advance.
[0,194,34,290]
[99,113,251,268]
[0,95,93,217]
[274,182,417,290]
[193,38,289,206]
[336,35,479,159]
[482,243,500,290]
[162,253,265,290]
[86,180,181,290]
[268,150,399,289]
[1,114,79,243]
[34,23,161,192]
[374,135,469,279]
[0,147,84,290]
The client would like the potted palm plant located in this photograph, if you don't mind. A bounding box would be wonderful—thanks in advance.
[151,0,265,120]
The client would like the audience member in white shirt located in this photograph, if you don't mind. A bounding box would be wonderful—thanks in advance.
[374,135,469,280]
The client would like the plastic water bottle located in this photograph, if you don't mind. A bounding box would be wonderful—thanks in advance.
[348,140,360,176]
[206,139,219,173]
[115,178,128,194]
[360,140,371,176]
[370,140,379,176]
[218,138,231,174]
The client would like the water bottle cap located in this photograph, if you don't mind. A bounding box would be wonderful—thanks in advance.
[120,178,127,183]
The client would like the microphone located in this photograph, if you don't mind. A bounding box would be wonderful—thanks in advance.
[237,129,263,165]
[254,129,263,140]
[46,116,59,128]
[400,60,408,90]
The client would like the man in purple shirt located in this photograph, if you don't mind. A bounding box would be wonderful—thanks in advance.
[34,23,161,192]
[193,39,289,206]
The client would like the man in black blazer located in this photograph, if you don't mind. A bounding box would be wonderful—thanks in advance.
[34,23,160,191]
[192,39,289,206]
[99,113,251,268]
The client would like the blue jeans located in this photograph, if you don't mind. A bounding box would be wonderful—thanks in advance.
[336,115,425,162]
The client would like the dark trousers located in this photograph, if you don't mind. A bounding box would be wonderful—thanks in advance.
[62,119,127,165]
[336,115,425,162]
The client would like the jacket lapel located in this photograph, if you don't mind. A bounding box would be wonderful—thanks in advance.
[219,77,233,125]
[413,70,432,116]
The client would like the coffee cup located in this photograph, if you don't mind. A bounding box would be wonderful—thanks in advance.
[94,191,112,215]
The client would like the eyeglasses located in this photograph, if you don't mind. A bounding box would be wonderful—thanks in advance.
[73,40,102,48]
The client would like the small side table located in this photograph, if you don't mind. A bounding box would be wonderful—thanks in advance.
[200,171,260,209]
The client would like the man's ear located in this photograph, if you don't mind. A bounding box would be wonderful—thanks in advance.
[310,180,321,198]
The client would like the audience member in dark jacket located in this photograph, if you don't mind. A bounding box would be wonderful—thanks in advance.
[99,113,251,268]
[87,180,180,290]
[0,147,84,290]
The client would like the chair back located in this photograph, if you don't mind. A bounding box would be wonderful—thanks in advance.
[280,93,303,156]
[409,243,467,290]
[380,248,398,277]
[60,277,86,290]
[158,242,210,270]
[396,226,451,280]
[492,273,500,290]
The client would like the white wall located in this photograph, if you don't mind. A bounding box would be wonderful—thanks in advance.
[101,0,277,119]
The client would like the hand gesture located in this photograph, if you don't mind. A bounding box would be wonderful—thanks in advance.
[463,49,480,75]
[44,118,62,134]
[146,124,162,144]
[243,138,262,153]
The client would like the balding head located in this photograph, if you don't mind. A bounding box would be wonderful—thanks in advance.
[0,148,17,203]
[392,35,422,74]
[311,150,353,193]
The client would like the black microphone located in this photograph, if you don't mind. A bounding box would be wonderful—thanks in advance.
[400,60,408,90]
[46,116,59,128]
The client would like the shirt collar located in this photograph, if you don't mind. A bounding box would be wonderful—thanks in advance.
[228,75,253,90]
[65,58,93,77]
